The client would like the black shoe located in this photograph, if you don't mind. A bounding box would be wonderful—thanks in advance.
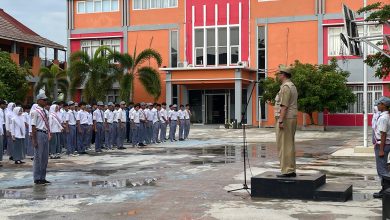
[138,143,146,147]
[179,139,184,141]
[79,152,88,155]
[42,180,51,184]
[9,156,13,161]
[373,191,383,199]
[15,160,22,165]
[276,172,297,178]
[34,180,46,185]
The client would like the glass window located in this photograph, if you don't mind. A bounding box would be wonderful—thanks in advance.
[111,0,119,11]
[86,0,94,13]
[258,50,265,71]
[230,46,239,64]
[195,29,204,47]
[206,29,216,65]
[94,0,102,12]
[133,0,141,9]
[102,0,110,11]
[343,85,383,113]
[196,48,204,65]
[230,27,239,46]
[218,28,227,65]
[169,0,178,7]
[77,1,86,13]
[207,29,215,46]
[207,47,216,65]
[170,30,178,67]
[151,0,158,8]
[258,26,265,49]
[218,28,227,46]
[218,47,227,65]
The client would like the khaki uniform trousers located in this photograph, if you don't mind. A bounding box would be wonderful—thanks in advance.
[276,118,297,174]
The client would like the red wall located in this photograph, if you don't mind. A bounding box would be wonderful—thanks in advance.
[70,32,124,53]
[186,0,249,64]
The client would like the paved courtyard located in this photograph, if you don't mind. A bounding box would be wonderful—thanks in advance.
[0,126,383,220]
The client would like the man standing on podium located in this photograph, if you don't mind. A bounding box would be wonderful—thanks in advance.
[275,65,298,178]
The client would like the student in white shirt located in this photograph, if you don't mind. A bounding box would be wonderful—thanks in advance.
[112,104,120,148]
[11,107,26,164]
[76,102,89,154]
[152,103,161,144]
[66,102,78,156]
[177,105,186,141]
[104,102,115,149]
[5,102,16,160]
[184,104,192,140]
[49,104,63,159]
[93,101,105,152]
[169,104,179,142]
[145,103,154,144]
[86,105,93,150]
[117,101,127,149]
[138,103,147,147]
[130,103,141,147]
[23,105,33,158]
[0,100,6,166]
[159,103,168,143]
[373,96,390,199]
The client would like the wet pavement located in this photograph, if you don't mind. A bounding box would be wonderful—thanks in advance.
[0,126,383,219]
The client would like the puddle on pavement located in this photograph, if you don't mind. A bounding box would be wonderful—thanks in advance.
[75,177,158,188]
[86,169,118,176]
[0,189,88,200]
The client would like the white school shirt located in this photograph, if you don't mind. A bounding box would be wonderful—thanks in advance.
[104,109,114,123]
[113,109,119,123]
[131,110,141,123]
[160,108,168,123]
[49,112,63,133]
[374,111,390,145]
[139,109,146,121]
[145,109,153,121]
[23,112,32,134]
[93,109,105,123]
[60,108,67,123]
[11,115,26,138]
[178,110,185,120]
[151,108,159,123]
[372,106,380,129]
[170,110,179,121]
[0,109,4,135]
[67,110,77,125]
[31,106,49,131]
[120,108,127,123]
[185,110,190,119]
[76,110,89,125]
[87,112,93,125]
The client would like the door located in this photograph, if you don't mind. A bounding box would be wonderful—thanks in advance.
[204,93,229,124]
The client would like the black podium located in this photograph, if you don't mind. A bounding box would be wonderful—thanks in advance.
[251,172,353,202]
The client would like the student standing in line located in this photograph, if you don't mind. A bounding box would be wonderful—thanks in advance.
[130,104,141,147]
[145,103,153,144]
[66,102,78,156]
[184,104,192,140]
[104,102,115,150]
[76,102,89,154]
[49,104,63,159]
[23,105,33,159]
[86,105,94,150]
[117,101,127,150]
[169,104,179,142]
[152,103,161,144]
[0,100,6,167]
[159,103,168,143]
[139,103,147,147]
[178,105,185,141]
[11,107,26,164]
[5,102,16,160]
[93,101,105,153]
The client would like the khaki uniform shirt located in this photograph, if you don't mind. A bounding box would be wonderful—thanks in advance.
[279,80,298,119]
[274,94,281,118]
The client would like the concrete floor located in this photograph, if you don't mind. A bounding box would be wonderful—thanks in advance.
[0,126,384,220]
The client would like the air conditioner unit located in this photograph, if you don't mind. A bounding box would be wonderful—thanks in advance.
[187,64,194,68]
[177,61,189,68]
[237,61,248,67]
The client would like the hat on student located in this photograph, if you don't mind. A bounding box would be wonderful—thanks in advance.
[147,103,153,106]
[374,99,381,106]
[120,101,126,105]
[52,101,57,105]
[107,102,113,106]
[68,101,75,106]
[74,102,78,107]
[278,65,292,75]
[172,104,177,108]
[379,97,390,107]
[97,101,104,106]
[36,93,48,100]
[140,102,146,106]
[86,105,91,109]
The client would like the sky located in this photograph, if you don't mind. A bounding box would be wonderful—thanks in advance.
[0,0,67,59]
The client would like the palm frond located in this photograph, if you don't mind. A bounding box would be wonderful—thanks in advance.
[119,74,134,102]
[70,50,90,63]
[134,48,163,67]
[93,46,114,60]
[137,66,161,100]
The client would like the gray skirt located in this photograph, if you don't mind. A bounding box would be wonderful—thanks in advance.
[13,138,25,161]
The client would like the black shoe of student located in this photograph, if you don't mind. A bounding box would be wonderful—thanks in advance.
[118,147,126,150]
[0,163,3,167]
[174,139,178,141]
[179,139,184,141]
[373,190,383,199]
[34,180,46,185]
[15,160,22,165]
[276,172,297,178]
[138,143,147,147]
[9,156,13,161]
[31,157,34,161]
[79,152,88,155]
[42,179,51,184]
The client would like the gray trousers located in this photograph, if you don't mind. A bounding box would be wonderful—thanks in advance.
[140,122,146,144]
[95,123,104,151]
[112,123,118,147]
[375,144,390,180]
[179,120,185,140]
[146,121,153,144]
[49,133,60,155]
[25,128,33,157]
[105,123,114,148]
[78,124,89,153]
[13,138,25,161]
[33,131,49,181]
[7,134,13,157]
[132,123,140,146]
[117,123,126,147]
[169,121,177,142]
[86,125,92,148]
[67,125,76,155]
[184,119,190,139]
[0,135,3,161]
[152,121,160,143]
[160,122,167,141]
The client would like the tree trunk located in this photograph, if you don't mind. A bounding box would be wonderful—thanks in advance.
[53,81,58,101]
[309,112,315,125]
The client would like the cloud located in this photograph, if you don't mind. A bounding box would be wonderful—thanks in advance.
[0,0,67,46]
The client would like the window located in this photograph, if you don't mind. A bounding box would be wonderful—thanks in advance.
[344,85,382,113]
[218,28,227,65]
[81,39,121,58]
[230,27,240,64]
[170,30,178,67]
[195,29,204,66]
[207,29,216,65]
[106,90,119,103]
[257,26,266,120]
[172,85,178,105]
[77,1,86,13]
[133,0,178,10]
[328,25,383,56]
[77,0,119,14]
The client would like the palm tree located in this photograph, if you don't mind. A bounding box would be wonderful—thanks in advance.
[68,46,122,103]
[114,45,163,102]
[35,64,69,101]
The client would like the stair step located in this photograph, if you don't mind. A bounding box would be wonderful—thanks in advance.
[314,183,353,202]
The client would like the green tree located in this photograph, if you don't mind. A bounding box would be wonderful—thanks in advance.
[35,64,69,101]
[261,60,355,125]
[113,45,163,102]
[357,2,390,78]
[0,51,29,102]
[68,46,122,103]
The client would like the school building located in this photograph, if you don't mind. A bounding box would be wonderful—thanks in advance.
[66,0,389,126]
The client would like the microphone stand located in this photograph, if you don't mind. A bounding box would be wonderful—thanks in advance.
[228,81,259,195]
